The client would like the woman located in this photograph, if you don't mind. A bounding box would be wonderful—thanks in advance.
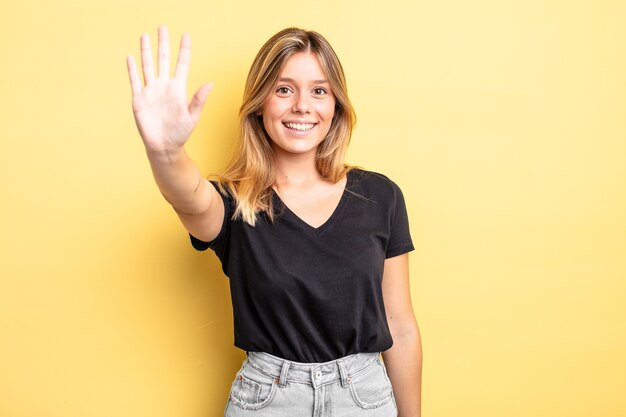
[127,26,422,417]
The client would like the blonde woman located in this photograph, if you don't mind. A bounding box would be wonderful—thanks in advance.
[127,26,422,417]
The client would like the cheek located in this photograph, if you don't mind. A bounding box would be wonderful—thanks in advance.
[260,103,279,130]
[318,98,336,121]
[261,116,277,140]
[321,104,335,122]
[260,95,278,115]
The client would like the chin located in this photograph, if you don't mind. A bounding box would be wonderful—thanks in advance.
[273,141,320,156]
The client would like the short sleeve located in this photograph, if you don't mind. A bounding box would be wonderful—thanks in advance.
[188,181,232,260]
[385,181,415,258]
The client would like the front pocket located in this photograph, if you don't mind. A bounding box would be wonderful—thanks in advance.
[231,375,261,405]
[229,361,279,410]
[348,358,394,409]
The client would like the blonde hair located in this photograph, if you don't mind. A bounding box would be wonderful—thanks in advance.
[216,28,357,226]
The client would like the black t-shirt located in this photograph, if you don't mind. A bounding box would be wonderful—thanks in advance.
[190,168,414,363]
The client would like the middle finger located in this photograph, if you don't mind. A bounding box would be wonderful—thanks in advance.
[158,26,170,79]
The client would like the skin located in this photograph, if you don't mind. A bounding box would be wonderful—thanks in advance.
[262,52,335,159]
[262,51,347,227]
[126,26,223,243]
[382,254,423,417]
[127,26,422,416]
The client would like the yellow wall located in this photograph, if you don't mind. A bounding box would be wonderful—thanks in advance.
[1,0,625,416]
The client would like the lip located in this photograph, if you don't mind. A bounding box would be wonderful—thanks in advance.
[282,121,318,134]
[282,120,317,124]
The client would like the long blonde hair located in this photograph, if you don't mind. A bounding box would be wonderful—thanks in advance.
[217,28,357,226]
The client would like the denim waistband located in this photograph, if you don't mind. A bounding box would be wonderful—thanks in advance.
[245,351,381,389]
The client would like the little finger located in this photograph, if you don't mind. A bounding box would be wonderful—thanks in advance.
[126,55,142,95]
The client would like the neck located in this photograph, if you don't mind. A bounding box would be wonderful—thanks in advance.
[273,149,321,187]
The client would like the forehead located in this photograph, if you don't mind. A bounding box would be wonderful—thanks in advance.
[279,52,327,82]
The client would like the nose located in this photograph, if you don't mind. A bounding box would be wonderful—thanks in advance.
[292,92,311,114]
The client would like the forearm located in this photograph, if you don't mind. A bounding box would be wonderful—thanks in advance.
[382,327,423,417]
[146,147,212,215]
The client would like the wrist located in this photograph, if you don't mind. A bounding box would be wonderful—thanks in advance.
[145,144,187,163]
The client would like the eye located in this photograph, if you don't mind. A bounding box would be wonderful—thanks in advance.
[276,86,293,95]
[313,87,328,96]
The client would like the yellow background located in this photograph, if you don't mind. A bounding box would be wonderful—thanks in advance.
[1,0,625,416]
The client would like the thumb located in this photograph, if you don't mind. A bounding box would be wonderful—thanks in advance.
[189,83,214,124]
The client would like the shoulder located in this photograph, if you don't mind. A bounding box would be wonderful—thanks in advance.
[209,180,236,203]
[348,167,405,197]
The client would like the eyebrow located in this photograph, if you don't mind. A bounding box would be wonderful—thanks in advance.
[278,77,329,84]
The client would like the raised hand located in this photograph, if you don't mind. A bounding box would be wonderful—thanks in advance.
[126,26,213,154]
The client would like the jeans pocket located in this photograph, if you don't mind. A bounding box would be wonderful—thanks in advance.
[348,357,395,409]
[229,360,279,411]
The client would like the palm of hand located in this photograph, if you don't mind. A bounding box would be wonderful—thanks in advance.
[126,27,212,153]
[132,77,193,149]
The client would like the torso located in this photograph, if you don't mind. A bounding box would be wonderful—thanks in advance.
[272,175,348,229]
[192,168,415,362]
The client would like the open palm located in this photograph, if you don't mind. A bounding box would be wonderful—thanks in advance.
[126,26,212,153]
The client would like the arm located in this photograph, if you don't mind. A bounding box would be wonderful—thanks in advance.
[126,26,223,242]
[381,253,423,417]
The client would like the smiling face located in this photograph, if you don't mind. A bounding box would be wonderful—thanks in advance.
[261,52,336,159]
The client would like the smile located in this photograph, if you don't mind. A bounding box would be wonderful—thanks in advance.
[283,122,316,131]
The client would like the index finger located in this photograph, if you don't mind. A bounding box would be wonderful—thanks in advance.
[174,32,192,81]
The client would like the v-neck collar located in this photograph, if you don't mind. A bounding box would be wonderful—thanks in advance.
[272,170,354,234]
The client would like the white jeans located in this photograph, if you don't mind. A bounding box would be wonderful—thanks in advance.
[224,351,398,417]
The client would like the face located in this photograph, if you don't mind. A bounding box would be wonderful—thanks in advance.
[261,52,336,158]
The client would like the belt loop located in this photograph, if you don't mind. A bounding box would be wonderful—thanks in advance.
[337,359,349,389]
[278,360,291,388]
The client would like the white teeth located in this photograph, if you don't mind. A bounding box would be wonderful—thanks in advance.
[285,122,315,131]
